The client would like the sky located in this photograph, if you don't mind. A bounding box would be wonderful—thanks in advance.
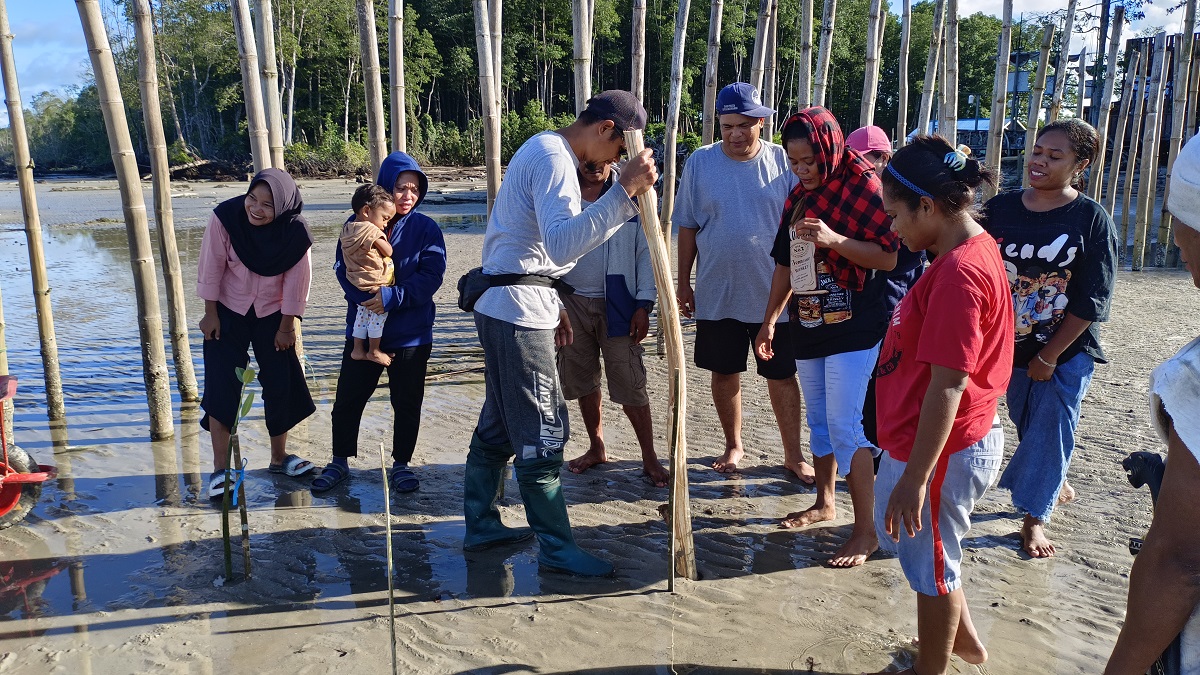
[0,0,1192,127]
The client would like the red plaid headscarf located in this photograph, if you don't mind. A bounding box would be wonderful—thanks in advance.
[779,107,898,291]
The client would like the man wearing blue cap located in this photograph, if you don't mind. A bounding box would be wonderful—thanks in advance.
[675,82,812,483]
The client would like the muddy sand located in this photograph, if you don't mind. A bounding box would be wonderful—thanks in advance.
[0,175,1194,674]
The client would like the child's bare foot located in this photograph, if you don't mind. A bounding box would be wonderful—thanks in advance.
[365,349,392,366]
[712,446,744,473]
[780,503,836,528]
[1057,480,1076,505]
[350,343,369,361]
[911,626,989,665]
[783,459,817,485]
[829,531,878,568]
[641,457,669,487]
[568,441,607,474]
[1021,514,1056,558]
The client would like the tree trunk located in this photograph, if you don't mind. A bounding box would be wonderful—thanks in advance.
[631,0,646,102]
[983,0,1012,200]
[701,0,724,144]
[0,0,65,421]
[1119,44,1150,258]
[749,0,771,93]
[1047,0,1077,123]
[1100,43,1137,210]
[157,48,188,150]
[916,0,946,135]
[859,0,883,126]
[388,0,407,152]
[1022,24,1055,189]
[797,0,813,109]
[1132,31,1169,271]
[253,0,285,168]
[1159,0,1197,266]
[943,0,958,136]
[896,0,910,145]
[572,0,592,113]
[660,0,691,243]
[133,0,200,403]
[76,0,174,439]
[357,0,387,177]
[472,0,501,213]
[762,0,778,137]
[811,0,836,108]
[231,0,270,172]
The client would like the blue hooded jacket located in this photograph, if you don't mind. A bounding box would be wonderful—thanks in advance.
[334,152,447,349]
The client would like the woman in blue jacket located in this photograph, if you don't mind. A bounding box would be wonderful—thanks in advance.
[312,152,447,493]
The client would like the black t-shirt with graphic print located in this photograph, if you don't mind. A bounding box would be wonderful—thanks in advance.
[982,190,1118,368]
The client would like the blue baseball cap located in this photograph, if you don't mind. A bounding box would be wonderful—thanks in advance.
[716,82,774,118]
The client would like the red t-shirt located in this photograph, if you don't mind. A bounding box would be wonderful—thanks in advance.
[875,232,1014,461]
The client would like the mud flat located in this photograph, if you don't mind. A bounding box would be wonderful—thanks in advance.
[0,175,1193,674]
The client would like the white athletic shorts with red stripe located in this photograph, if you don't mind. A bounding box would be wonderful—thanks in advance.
[875,421,1003,597]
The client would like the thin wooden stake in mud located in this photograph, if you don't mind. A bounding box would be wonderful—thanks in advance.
[379,443,399,675]
[624,129,697,587]
[221,366,257,579]
[1133,32,1169,271]
[232,435,252,579]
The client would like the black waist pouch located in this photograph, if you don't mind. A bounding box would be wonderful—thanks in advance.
[457,267,575,312]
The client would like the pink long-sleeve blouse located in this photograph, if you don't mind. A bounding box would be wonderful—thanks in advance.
[196,213,311,317]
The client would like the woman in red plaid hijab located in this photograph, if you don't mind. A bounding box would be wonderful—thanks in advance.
[754,106,899,568]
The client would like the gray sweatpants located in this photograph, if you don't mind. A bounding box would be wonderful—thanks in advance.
[473,312,570,463]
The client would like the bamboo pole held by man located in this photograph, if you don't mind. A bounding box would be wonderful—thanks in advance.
[811,0,836,108]
[1132,32,1169,271]
[0,0,65,421]
[75,0,175,440]
[1047,0,1077,123]
[1159,0,1198,265]
[357,0,388,178]
[701,0,724,145]
[1022,24,1055,190]
[983,0,1012,200]
[252,0,285,169]
[1088,6,1124,201]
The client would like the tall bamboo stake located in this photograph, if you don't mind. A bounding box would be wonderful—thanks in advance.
[1074,47,1088,119]
[797,0,813,109]
[489,0,502,112]
[1022,24,1055,189]
[472,0,501,213]
[943,0,958,136]
[936,23,948,136]
[625,128,697,585]
[1132,32,1169,271]
[388,0,406,151]
[252,0,285,168]
[749,0,771,94]
[379,443,398,675]
[1160,0,1198,265]
[0,282,10,446]
[1089,6,1125,201]
[76,0,174,440]
[983,0,1012,200]
[1119,45,1150,256]
[659,0,691,245]
[1048,0,1077,122]
[1103,46,1139,212]
[701,0,724,144]
[811,0,836,108]
[859,0,884,126]
[896,0,911,145]
[0,0,64,421]
[572,0,592,113]
[762,0,779,137]
[916,0,946,135]
[631,0,646,102]
[133,0,199,403]
[357,0,388,178]
[1186,40,1200,144]
[230,0,269,173]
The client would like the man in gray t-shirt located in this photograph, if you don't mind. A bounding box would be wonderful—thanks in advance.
[675,82,814,484]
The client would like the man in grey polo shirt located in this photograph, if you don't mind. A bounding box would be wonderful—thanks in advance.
[675,82,813,483]
[464,91,658,577]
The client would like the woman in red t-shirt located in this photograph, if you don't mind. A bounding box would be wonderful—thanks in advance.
[868,136,1014,675]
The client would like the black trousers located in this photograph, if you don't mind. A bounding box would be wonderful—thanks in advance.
[331,339,432,464]
[200,303,315,437]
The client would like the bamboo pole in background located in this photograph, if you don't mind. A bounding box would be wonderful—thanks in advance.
[811,0,836,108]
[231,0,270,173]
[896,0,911,145]
[489,0,502,113]
[936,24,947,136]
[0,282,10,448]
[1022,24,1055,189]
[1088,6,1124,201]
[631,0,646,102]
[1119,44,1150,258]
[749,0,771,94]
[983,0,1012,200]
[1160,0,1197,265]
[1074,47,1088,119]
[0,0,65,421]
[133,0,200,403]
[1103,46,1138,212]
[357,0,388,177]
[916,0,946,136]
[389,0,407,152]
[624,128,697,586]
[659,0,691,249]
[701,0,724,144]
[1186,40,1200,144]
[860,0,884,126]
[472,0,501,213]
[572,0,592,113]
[944,0,958,137]
[1132,31,1168,271]
[797,0,813,109]
[1048,0,1077,122]
[762,0,778,137]
[75,0,174,439]
[252,0,285,169]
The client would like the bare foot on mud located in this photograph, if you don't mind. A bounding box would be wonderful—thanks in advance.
[1021,514,1056,558]
[712,446,744,473]
[780,503,836,529]
[783,459,817,485]
[568,443,608,474]
[1057,480,1076,505]
[829,531,878,568]
[641,458,669,488]
[365,349,392,366]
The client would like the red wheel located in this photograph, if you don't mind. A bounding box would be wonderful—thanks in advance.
[0,446,43,529]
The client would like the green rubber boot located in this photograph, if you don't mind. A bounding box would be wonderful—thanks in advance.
[463,434,533,552]
[516,456,614,577]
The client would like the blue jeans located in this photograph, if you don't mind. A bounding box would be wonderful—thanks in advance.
[998,351,1095,522]
[795,342,881,477]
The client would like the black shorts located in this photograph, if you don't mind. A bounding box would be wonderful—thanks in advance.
[694,319,796,380]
